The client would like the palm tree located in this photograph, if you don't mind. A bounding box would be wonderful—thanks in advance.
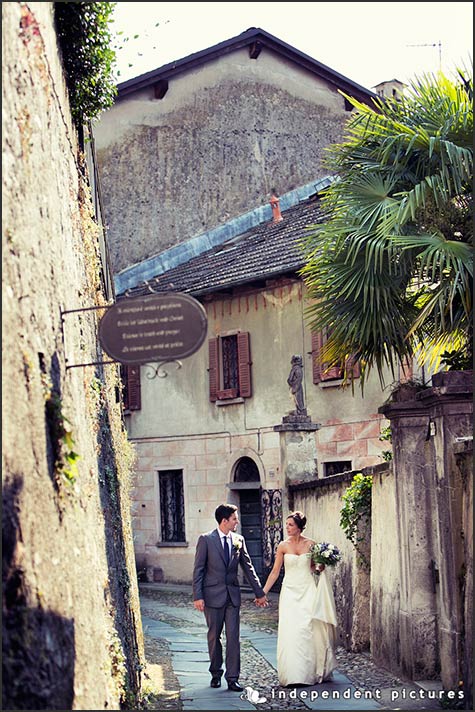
[300,66,473,388]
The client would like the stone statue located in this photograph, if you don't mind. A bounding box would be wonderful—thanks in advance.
[287,354,305,415]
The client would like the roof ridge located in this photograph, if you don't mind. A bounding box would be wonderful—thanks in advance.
[117,26,377,101]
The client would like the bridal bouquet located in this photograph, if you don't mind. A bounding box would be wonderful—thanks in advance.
[308,542,342,574]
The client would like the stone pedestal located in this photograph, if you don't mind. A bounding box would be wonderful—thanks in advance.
[274,413,319,484]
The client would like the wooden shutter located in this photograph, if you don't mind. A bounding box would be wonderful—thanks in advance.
[346,355,361,379]
[311,330,342,382]
[237,331,252,397]
[208,338,218,402]
[311,331,323,384]
[126,365,141,410]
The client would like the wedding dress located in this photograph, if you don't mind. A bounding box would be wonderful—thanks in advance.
[277,553,338,686]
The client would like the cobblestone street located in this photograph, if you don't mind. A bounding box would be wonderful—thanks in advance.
[139,584,449,711]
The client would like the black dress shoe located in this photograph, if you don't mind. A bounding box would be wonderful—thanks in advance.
[227,681,244,692]
[210,677,221,688]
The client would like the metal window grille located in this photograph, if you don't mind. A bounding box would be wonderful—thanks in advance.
[221,335,238,390]
[159,470,186,542]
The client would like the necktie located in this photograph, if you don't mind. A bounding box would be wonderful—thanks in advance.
[223,535,230,565]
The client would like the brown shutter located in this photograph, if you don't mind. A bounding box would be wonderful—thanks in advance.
[237,331,252,397]
[311,331,323,384]
[208,338,219,402]
[311,330,342,381]
[346,355,361,379]
[127,365,141,410]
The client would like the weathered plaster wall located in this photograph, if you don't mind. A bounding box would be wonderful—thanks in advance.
[456,441,472,709]
[126,282,387,459]
[370,466,401,670]
[379,373,473,695]
[290,469,382,652]
[126,282,389,580]
[2,3,142,708]
[94,48,349,273]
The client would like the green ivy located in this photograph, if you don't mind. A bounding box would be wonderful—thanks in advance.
[340,473,372,569]
[54,2,118,125]
[45,393,81,486]
[379,425,393,462]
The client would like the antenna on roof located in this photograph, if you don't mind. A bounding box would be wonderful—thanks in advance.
[406,40,442,69]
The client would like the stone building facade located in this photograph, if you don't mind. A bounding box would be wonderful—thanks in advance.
[94,27,377,275]
[93,28,399,588]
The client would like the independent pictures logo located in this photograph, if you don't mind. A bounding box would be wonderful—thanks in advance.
[240,686,267,703]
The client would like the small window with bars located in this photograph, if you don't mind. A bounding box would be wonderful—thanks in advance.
[159,470,186,542]
[324,461,352,477]
[208,331,252,401]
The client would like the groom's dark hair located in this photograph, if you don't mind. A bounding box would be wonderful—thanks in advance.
[215,503,237,523]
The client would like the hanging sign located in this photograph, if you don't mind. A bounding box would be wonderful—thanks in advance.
[98,292,208,364]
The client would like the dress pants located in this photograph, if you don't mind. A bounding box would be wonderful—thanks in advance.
[204,598,240,682]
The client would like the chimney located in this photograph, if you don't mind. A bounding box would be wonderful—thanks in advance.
[270,191,283,223]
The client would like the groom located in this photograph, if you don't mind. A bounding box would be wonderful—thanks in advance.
[192,503,267,691]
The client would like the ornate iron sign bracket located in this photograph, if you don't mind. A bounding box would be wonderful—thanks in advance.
[60,285,206,378]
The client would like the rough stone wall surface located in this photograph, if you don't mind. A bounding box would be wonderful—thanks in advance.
[94,49,349,273]
[290,469,380,652]
[2,3,143,709]
[370,466,401,671]
[380,374,473,695]
[456,443,473,710]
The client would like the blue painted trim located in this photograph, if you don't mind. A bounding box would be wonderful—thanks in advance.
[114,176,334,294]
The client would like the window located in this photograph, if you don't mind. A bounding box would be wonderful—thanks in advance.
[324,461,352,477]
[208,332,252,401]
[159,470,186,542]
[311,330,360,384]
[120,365,141,410]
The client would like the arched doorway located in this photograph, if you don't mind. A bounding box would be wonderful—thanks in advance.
[233,457,263,581]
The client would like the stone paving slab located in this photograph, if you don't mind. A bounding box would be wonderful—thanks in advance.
[142,614,383,710]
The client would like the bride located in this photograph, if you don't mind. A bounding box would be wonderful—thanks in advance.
[262,511,338,686]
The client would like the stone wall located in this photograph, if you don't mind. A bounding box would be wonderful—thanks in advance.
[380,372,473,702]
[370,465,401,671]
[289,467,385,652]
[94,47,349,273]
[289,372,472,707]
[455,439,473,710]
[2,3,143,708]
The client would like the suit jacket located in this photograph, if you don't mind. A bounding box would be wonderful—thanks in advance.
[192,529,265,607]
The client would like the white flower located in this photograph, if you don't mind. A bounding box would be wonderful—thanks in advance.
[323,550,331,558]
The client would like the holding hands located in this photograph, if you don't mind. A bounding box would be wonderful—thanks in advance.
[254,595,268,608]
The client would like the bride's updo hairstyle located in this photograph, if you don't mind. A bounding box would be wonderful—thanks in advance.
[287,511,307,531]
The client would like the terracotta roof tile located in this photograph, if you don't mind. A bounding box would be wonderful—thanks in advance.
[125,196,324,298]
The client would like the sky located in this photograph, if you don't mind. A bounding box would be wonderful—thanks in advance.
[110,2,473,90]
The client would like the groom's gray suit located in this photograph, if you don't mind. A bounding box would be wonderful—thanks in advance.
[192,528,265,683]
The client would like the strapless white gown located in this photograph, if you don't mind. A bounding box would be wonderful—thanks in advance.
[277,553,338,686]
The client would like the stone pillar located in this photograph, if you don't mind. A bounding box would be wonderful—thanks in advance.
[274,416,319,485]
[454,440,473,709]
[380,371,473,686]
[382,398,439,679]
[418,372,473,693]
